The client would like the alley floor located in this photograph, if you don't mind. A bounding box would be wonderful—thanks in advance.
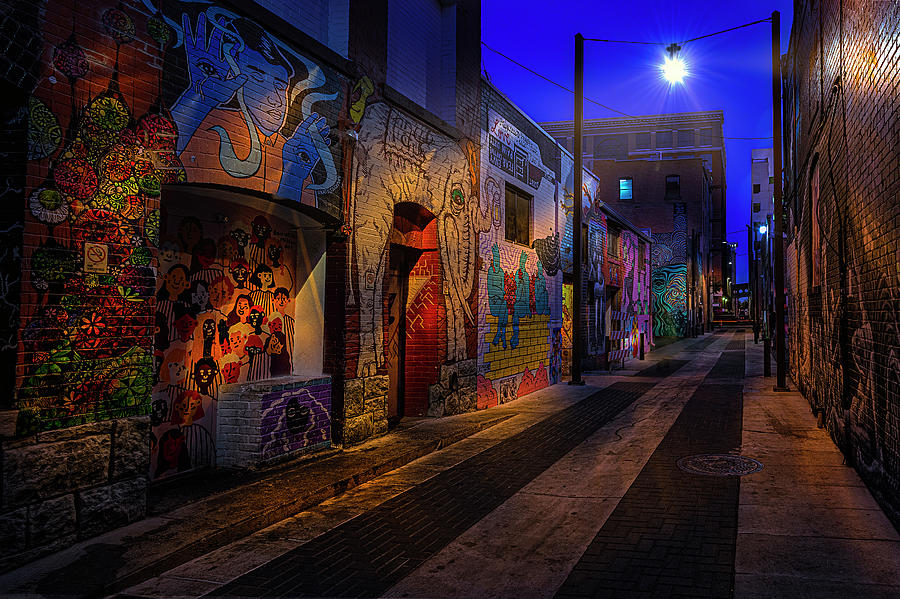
[3,331,900,598]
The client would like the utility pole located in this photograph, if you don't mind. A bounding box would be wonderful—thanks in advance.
[570,33,585,386]
[772,11,788,391]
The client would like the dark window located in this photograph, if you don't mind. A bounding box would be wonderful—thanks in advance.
[619,178,633,200]
[699,128,714,146]
[665,175,680,199]
[656,130,673,148]
[635,132,651,149]
[753,183,761,193]
[677,129,694,147]
[769,175,775,184]
[594,135,627,160]
[753,202,761,213]
[608,228,620,258]
[638,242,645,269]
[505,184,532,245]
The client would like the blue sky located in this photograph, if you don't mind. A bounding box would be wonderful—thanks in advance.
[481,0,794,283]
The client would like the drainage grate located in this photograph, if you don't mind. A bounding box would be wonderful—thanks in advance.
[676,454,763,477]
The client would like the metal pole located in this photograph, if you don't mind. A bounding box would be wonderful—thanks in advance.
[772,11,788,391]
[639,332,645,360]
[570,33,585,386]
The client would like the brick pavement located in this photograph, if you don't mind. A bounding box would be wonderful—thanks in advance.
[554,334,745,599]
[210,381,662,598]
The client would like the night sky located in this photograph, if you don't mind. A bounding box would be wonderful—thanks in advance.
[481,1,794,284]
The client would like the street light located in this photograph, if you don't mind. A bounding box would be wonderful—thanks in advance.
[572,14,786,385]
[758,224,768,235]
[661,43,687,84]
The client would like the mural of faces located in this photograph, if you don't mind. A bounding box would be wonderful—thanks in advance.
[229,259,249,288]
[209,276,234,311]
[164,265,190,300]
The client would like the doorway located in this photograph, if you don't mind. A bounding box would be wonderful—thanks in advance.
[382,203,441,423]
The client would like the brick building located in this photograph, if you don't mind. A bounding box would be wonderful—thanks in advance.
[0,0,650,568]
[782,0,900,525]
[750,148,775,230]
[541,111,727,334]
[592,158,711,337]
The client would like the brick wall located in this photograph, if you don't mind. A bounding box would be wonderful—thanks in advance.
[477,93,561,407]
[339,0,482,442]
[784,0,900,525]
[594,158,711,336]
[3,0,348,562]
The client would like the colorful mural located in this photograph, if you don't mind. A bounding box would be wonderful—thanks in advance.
[650,203,688,337]
[477,109,561,405]
[17,1,342,440]
[260,378,331,460]
[162,2,343,214]
[18,4,175,434]
[150,198,298,478]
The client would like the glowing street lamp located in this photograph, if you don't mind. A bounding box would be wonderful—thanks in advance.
[661,43,687,84]
[758,224,768,235]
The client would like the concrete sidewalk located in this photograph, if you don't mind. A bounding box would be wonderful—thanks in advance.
[0,336,692,599]
[736,337,900,597]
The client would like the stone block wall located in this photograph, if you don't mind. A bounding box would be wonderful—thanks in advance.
[783,0,900,525]
[0,416,149,572]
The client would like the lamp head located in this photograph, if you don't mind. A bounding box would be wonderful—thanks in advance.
[758,224,768,235]
[662,43,687,84]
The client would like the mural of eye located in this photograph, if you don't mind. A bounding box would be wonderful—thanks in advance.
[197,60,218,78]
[450,187,465,210]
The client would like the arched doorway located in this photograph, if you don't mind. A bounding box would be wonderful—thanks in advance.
[383,203,444,422]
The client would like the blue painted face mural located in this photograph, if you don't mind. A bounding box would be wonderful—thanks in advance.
[166,6,340,211]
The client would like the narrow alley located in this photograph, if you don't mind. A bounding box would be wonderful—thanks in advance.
[4,330,897,598]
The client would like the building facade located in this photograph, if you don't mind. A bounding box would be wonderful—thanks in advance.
[0,0,652,568]
[540,111,727,333]
[591,158,710,337]
[750,148,775,230]
[783,0,900,526]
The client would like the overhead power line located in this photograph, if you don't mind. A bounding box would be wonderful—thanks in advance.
[481,37,773,141]
[481,41,633,117]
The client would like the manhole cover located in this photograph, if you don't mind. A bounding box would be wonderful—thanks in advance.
[676,454,763,477]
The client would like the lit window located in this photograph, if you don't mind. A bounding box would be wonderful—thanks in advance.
[619,178,633,200]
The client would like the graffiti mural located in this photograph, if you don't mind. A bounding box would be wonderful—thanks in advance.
[17,4,175,434]
[160,1,343,215]
[260,378,331,460]
[652,264,687,337]
[347,101,488,382]
[477,108,561,408]
[651,203,688,336]
[15,1,341,436]
[150,197,298,478]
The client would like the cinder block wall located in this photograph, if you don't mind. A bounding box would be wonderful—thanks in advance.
[784,0,900,525]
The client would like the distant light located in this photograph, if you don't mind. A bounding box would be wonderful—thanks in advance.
[758,224,768,235]
[661,55,687,84]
